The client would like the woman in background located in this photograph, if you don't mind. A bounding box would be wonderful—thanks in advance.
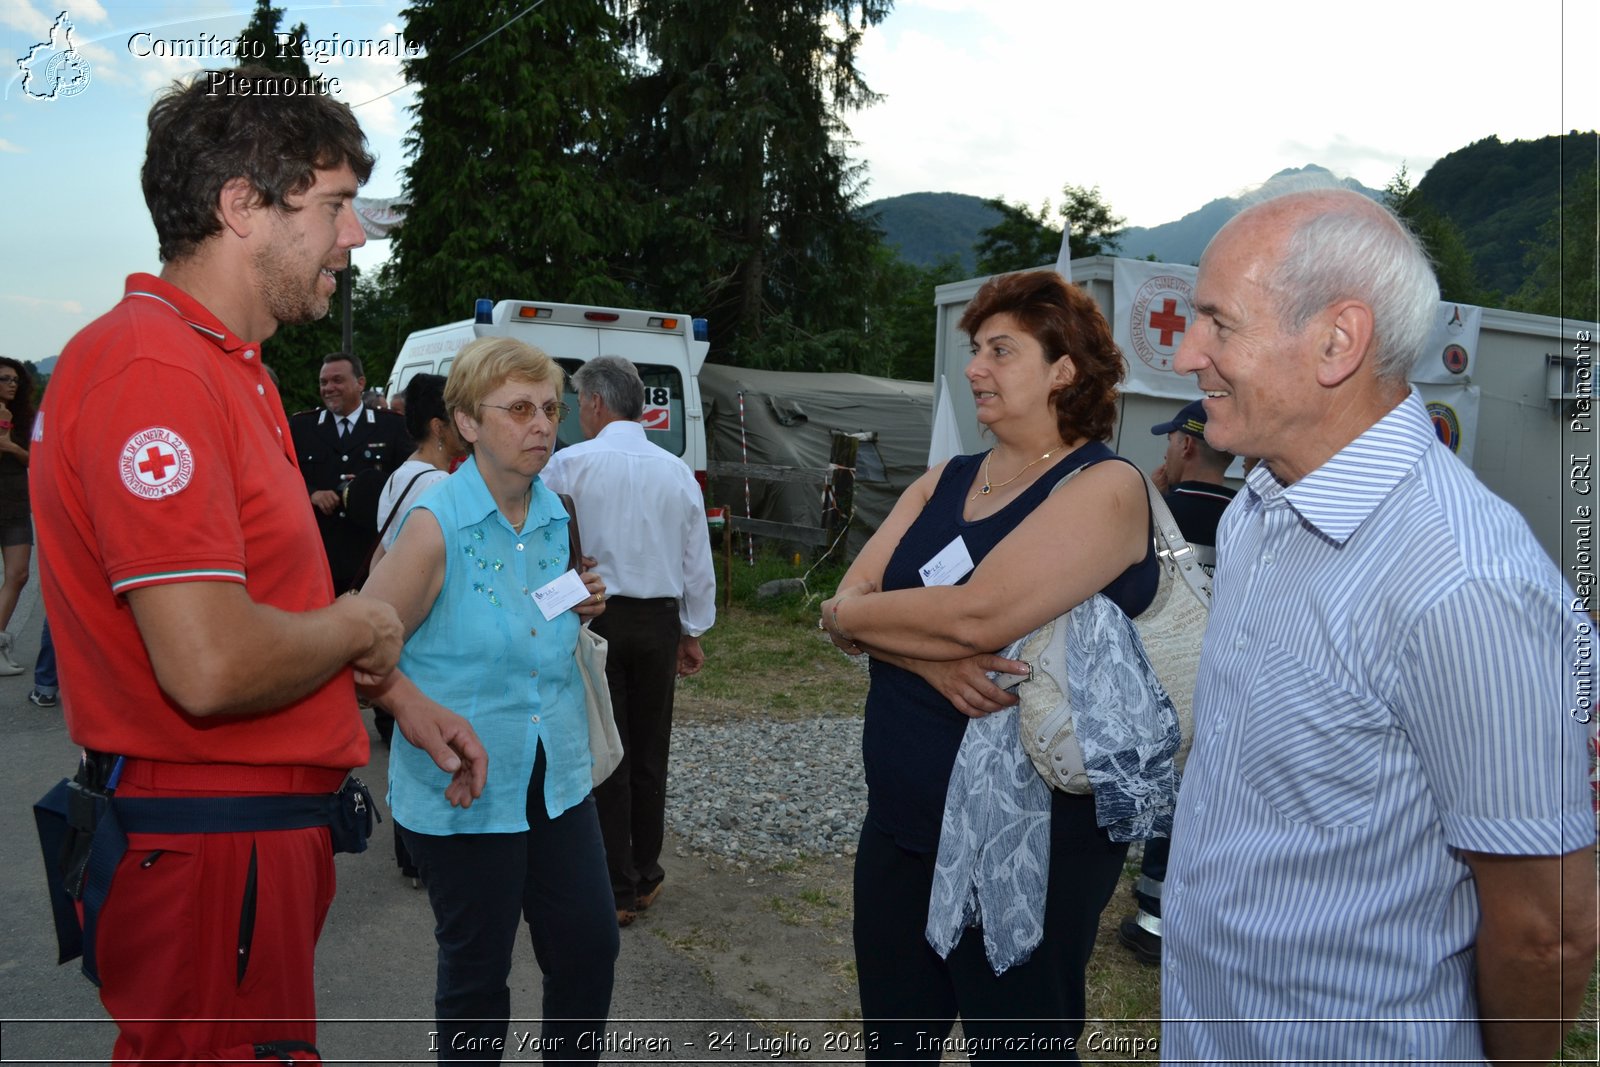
[822,271,1157,1060]
[370,373,465,572]
[0,357,36,675]
[368,371,467,882]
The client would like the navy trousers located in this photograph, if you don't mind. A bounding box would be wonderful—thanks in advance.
[400,747,619,1064]
[853,793,1127,1062]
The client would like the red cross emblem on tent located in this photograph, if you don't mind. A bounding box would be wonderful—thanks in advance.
[119,427,196,499]
[1129,274,1195,372]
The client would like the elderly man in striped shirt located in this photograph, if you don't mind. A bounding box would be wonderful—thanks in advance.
[1161,186,1597,1065]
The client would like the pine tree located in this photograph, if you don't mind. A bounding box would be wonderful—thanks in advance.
[614,0,892,369]
[234,0,315,81]
[1385,163,1483,305]
[392,0,637,332]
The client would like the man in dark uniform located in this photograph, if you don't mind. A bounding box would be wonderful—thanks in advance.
[289,353,411,593]
[1117,398,1236,966]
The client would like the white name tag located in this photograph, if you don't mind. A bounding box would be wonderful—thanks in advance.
[919,536,974,587]
[531,569,590,621]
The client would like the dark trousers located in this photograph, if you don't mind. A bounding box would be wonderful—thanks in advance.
[34,615,56,689]
[1134,835,1169,920]
[399,747,619,1064]
[590,596,680,910]
[853,794,1128,1062]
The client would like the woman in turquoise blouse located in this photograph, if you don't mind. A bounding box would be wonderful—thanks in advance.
[364,337,615,1065]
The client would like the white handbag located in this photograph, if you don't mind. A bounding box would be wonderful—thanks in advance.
[1015,467,1211,788]
[576,623,624,787]
[1130,475,1212,770]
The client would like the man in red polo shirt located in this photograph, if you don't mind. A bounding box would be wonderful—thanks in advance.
[32,67,485,1064]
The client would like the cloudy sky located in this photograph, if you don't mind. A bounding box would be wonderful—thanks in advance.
[1,0,1594,364]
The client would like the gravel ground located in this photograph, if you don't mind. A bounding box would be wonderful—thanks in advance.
[666,716,868,866]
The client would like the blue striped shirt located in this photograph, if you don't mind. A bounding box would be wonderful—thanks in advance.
[1162,392,1595,1064]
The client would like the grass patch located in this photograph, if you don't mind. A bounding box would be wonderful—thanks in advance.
[679,603,867,723]
[797,886,838,909]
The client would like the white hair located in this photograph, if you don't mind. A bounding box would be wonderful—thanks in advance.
[1224,187,1439,384]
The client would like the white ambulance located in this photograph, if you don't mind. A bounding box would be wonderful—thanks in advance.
[386,298,710,494]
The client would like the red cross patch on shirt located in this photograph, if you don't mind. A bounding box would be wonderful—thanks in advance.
[119,427,196,499]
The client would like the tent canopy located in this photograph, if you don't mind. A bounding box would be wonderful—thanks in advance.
[699,365,935,557]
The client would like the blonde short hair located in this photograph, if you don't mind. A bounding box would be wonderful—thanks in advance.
[444,337,565,421]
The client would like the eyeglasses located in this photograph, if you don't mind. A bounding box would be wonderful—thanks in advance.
[0,376,17,385]
[481,400,569,424]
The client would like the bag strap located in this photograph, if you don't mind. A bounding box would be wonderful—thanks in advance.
[1050,457,1212,609]
[1142,475,1212,608]
[375,468,434,546]
[558,493,584,571]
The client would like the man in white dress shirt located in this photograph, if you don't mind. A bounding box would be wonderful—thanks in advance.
[542,356,716,927]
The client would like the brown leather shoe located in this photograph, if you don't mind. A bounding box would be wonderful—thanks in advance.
[616,908,637,928]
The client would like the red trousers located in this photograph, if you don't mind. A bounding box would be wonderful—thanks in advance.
[94,762,342,1066]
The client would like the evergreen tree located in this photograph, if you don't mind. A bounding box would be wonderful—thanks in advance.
[392,0,637,333]
[1385,163,1483,305]
[614,0,892,369]
[1513,162,1599,323]
[974,184,1125,275]
[235,0,315,81]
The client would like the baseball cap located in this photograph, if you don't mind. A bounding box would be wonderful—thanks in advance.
[1150,399,1208,438]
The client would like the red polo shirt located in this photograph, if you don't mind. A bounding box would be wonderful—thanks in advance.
[33,274,367,770]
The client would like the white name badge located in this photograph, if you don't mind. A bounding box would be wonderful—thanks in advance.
[919,536,975,587]
[531,569,590,621]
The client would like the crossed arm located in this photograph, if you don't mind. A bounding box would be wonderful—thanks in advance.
[820,460,1148,716]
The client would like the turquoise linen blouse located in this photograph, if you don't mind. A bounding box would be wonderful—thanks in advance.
[387,455,593,834]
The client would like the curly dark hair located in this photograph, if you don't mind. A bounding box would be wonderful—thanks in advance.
[142,66,374,262]
[957,270,1124,443]
[0,357,34,449]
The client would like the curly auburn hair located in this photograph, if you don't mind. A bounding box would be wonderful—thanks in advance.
[957,270,1124,443]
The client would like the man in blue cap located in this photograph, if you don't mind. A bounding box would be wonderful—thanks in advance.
[1116,397,1236,966]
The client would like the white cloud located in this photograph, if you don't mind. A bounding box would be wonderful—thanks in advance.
[848,0,1594,227]
[3,293,85,314]
[0,137,23,153]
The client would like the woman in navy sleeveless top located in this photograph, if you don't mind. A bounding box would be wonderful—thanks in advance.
[821,271,1157,1060]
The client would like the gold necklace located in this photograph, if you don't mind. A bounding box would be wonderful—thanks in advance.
[971,446,1061,500]
[505,485,533,528]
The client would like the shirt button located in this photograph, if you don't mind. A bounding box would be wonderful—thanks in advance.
[243,349,254,360]
[1234,636,1246,650]
[529,669,538,678]
[256,384,265,395]
[531,714,541,724]
[1262,551,1275,564]
[516,543,525,552]
[529,628,537,637]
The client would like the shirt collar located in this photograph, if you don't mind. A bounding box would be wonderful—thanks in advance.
[450,455,563,534]
[1248,391,1433,546]
[123,273,256,362]
[595,420,647,442]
